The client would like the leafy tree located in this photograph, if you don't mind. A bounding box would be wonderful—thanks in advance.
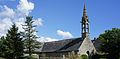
[22,16,41,57]
[98,28,120,59]
[0,24,24,59]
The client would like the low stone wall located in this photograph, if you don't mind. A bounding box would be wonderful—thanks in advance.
[39,57,63,59]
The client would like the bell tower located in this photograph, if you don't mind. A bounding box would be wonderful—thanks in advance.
[81,4,90,39]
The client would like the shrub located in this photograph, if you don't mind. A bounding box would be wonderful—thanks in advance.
[80,54,88,59]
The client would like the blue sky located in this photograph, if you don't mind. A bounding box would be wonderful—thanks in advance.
[0,0,120,41]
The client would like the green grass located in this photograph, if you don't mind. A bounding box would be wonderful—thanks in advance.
[0,57,5,59]
[100,58,106,59]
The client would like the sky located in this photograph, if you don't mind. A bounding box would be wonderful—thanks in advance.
[0,0,120,42]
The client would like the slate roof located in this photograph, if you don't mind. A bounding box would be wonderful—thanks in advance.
[39,37,83,53]
[92,39,102,52]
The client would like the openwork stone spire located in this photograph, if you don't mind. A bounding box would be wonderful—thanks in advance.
[81,3,90,39]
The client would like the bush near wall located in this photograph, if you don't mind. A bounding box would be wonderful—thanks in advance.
[80,54,88,59]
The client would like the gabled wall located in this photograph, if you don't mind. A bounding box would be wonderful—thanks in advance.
[78,37,96,55]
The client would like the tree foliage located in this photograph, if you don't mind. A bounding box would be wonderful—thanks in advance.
[22,16,41,57]
[98,28,120,59]
[0,36,6,57]
[0,24,24,59]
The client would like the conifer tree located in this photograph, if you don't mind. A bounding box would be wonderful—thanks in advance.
[22,16,41,57]
[0,36,6,57]
[0,24,24,59]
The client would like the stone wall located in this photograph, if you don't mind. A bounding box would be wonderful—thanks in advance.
[39,51,78,59]
[39,52,69,57]
[78,37,96,55]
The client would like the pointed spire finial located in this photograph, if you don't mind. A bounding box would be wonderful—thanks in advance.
[83,2,87,16]
[84,0,86,9]
[84,3,86,10]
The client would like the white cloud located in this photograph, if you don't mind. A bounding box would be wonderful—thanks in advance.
[0,5,15,18]
[0,0,43,37]
[57,30,73,39]
[0,18,13,37]
[36,30,74,42]
[17,0,34,15]
[38,36,58,42]
[15,17,25,32]
[0,0,58,43]
[33,18,43,26]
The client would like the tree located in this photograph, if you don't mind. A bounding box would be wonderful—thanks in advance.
[22,16,41,57]
[0,36,6,57]
[0,24,24,59]
[98,28,120,59]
